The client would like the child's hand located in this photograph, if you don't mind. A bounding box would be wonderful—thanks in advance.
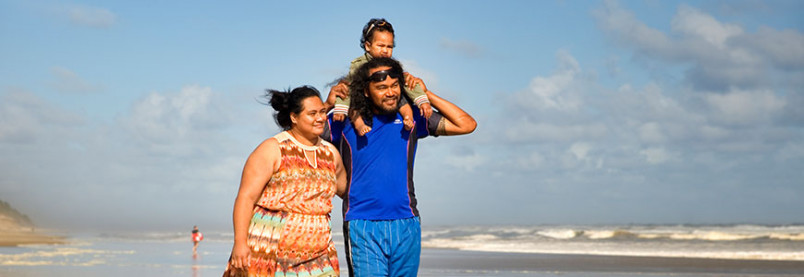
[326,82,349,108]
[403,72,427,92]
[403,116,414,131]
[419,102,433,118]
[333,113,346,121]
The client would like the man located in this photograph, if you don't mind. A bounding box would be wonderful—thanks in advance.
[323,57,476,277]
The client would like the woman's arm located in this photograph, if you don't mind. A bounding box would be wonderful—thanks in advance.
[229,138,280,268]
[332,148,347,198]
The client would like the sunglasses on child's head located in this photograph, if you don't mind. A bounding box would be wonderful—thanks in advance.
[365,20,388,37]
[369,70,402,83]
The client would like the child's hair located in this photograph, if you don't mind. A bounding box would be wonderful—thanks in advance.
[360,18,395,49]
[264,86,321,130]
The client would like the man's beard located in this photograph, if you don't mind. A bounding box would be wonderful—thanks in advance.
[372,96,400,115]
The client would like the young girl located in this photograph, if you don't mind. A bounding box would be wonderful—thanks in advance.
[331,18,432,135]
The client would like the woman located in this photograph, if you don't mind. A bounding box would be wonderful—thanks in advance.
[223,86,346,277]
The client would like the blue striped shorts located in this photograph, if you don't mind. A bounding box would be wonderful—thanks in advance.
[343,217,421,277]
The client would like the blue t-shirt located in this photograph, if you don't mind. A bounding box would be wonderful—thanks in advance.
[324,108,442,221]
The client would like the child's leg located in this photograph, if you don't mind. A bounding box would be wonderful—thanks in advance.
[399,103,414,131]
[349,110,372,136]
[353,115,372,136]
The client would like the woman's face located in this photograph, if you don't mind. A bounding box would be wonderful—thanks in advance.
[290,96,327,137]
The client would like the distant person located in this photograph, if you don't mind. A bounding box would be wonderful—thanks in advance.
[192,225,203,255]
[323,57,476,277]
[223,86,347,277]
[330,18,432,136]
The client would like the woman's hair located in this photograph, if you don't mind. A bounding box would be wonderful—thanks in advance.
[360,18,395,50]
[264,86,321,130]
[349,57,407,126]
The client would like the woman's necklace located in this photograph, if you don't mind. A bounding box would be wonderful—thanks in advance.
[286,130,318,168]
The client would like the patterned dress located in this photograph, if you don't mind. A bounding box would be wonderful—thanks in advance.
[224,132,340,277]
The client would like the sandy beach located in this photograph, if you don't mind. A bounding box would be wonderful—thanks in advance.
[0,230,64,247]
[3,230,804,277]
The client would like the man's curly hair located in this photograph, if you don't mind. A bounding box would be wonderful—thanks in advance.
[348,57,407,127]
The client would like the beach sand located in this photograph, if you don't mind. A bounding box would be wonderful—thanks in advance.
[0,230,64,247]
[419,248,804,276]
[2,235,803,277]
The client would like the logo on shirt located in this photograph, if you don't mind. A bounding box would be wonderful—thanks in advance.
[394,119,403,124]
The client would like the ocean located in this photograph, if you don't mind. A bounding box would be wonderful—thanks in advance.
[1,224,803,276]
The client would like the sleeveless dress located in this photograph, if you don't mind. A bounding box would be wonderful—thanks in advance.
[223,132,339,277]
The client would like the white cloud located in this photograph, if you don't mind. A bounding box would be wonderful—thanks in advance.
[64,5,116,28]
[439,38,484,58]
[515,50,582,112]
[0,90,84,143]
[398,59,439,89]
[504,121,607,143]
[515,151,545,169]
[704,89,786,125]
[445,152,486,172]
[122,85,234,157]
[50,66,102,94]
[569,142,593,161]
[671,4,742,49]
[640,147,676,164]
[638,122,666,144]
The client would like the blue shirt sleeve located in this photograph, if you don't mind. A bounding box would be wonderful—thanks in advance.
[412,106,444,138]
[323,114,345,143]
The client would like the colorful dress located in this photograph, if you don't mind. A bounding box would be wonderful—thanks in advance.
[224,132,339,277]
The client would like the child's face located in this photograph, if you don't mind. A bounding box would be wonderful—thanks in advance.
[364,30,394,58]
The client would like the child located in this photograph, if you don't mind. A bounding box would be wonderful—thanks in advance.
[332,18,432,135]
[191,225,203,255]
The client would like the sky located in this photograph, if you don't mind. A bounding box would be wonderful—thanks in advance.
[1,0,802,232]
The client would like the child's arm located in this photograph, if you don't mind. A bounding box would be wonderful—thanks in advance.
[331,81,350,121]
[403,72,433,118]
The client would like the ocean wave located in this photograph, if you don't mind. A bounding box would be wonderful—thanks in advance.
[420,224,804,261]
[537,229,578,239]
[421,238,804,261]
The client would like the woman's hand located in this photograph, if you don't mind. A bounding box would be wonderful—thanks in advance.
[230,242,251,269]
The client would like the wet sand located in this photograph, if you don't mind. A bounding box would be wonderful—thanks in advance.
[420,248,804,275]
[0,230,64,247]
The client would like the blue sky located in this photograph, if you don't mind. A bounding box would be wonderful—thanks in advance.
[1,0,802,231]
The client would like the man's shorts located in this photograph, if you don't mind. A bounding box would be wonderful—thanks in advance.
[344,217,421,277]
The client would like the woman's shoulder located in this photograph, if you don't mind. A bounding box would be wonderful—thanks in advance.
[251,134,282,156]
[319,139,336,151]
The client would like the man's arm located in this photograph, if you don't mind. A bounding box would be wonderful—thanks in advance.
[426,90,477,135]
[408,76,477,136]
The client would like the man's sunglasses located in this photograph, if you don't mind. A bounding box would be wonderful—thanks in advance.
[369,70,402,82]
